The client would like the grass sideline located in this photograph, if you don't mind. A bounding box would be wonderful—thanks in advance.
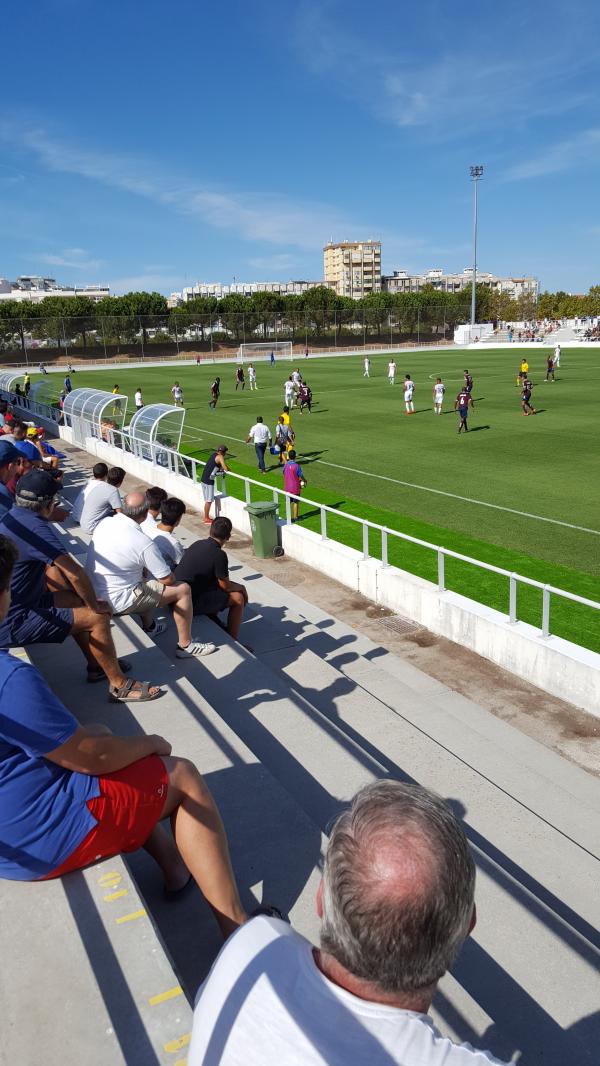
[32,347,600,650]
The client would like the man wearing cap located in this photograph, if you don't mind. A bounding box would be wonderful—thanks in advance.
[0,440,21,519]
[0,470,160,702]
[200,445,229,525]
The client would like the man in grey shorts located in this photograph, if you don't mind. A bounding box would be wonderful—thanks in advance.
[200,445,229,525]
[86,492,217,658]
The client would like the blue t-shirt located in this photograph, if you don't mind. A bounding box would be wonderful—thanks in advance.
[0,507,65,607]
[0,651,99,880]
[0,482,13,518]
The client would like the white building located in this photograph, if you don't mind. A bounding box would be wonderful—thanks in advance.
[0,275,110,303]
[180,279,334,302]
[382,268,538,300]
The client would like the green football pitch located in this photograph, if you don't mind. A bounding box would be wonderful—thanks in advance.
[36,347,600,650]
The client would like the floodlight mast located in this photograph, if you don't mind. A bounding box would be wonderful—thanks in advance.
[470,165,484,327]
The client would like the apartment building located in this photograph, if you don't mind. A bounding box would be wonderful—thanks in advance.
[0,276,110,303]
[382,268,538,300]
[181,279,334,302]
[323,241,382,298]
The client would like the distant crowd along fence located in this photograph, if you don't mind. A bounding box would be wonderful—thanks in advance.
[42,394,600,652]
[0,309,457,362]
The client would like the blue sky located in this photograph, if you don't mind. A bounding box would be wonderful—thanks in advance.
[1,0,600,294]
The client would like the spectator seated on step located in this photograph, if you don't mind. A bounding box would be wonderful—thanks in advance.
[140,485,168,536]
[174,516,248,642]
[71,462,125,533]
[145,496,186,570]
[0,533,248,939]
[0,469,159,703]
[86,491,216,659]
[189,780,509,1066]
[0,441,21,519]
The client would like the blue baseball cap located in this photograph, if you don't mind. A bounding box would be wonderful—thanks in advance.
[0,440,20,466]
[15,469,58,504]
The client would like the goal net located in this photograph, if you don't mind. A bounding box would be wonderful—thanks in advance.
[237,341,293,363]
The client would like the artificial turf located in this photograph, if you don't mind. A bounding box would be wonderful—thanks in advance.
[34,346,600,648]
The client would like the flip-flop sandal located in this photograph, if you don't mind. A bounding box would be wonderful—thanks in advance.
[109,679,162,703]
[86,658,132,683]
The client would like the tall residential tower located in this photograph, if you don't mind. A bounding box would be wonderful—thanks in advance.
[323,240,382,298]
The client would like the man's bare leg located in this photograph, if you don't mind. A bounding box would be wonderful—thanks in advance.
[226,591,245,640]
[159,756,247,937]
[143,823,190,892]
[160,583,193,647]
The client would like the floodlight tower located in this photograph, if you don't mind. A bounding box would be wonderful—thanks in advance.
[469,165,484,327]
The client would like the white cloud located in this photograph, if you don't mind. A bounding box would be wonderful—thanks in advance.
[35,247,105,270]
[502,128,600,181]
[5,125,367,252]
[292,3,594,137]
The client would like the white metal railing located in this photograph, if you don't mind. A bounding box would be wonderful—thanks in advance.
[14,397,600,650]
[99,433,600,648]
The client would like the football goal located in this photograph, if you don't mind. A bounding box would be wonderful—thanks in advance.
[237,341,293,363]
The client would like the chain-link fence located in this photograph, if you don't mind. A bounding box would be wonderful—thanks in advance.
[0,309,456,364]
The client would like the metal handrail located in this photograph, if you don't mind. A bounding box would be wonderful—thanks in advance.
[16,396,600,646]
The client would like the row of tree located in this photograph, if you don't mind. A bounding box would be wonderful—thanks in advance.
[0,283,594,353]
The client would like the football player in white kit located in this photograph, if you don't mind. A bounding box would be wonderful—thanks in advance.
[248,363,257,390]
[388,359,396,385]
[432,377,445,414]
[284,376,296,408]
[404,374,415,414]
[553,343,561,368]
[363,356,370,377]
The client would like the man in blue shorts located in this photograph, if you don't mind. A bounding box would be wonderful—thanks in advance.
[454,389,474,434]
[0,469,156,702]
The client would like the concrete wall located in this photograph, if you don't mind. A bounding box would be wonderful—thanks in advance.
[64,430,600,718]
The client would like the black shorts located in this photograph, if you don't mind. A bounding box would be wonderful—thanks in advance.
[192,588,230,617]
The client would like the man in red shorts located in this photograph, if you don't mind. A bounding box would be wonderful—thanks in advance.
[0,533,246,938]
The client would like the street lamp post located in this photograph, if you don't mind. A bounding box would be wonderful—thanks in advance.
[470,166,484,329]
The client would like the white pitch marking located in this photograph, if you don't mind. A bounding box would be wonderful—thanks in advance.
[181,424,600,536]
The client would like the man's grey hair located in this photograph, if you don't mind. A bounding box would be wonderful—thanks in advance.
[14,495,53,514]
[320,780,476,995]
[121,495,149,519]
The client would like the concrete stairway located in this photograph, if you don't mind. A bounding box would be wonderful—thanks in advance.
[4,508,600,1065]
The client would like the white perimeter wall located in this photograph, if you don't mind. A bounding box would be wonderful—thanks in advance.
[66,429,600,719]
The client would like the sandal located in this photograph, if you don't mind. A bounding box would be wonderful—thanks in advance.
[250,904,289,923]
[109,679,162,703]
[143,620,167,637]
[86,658,132,683]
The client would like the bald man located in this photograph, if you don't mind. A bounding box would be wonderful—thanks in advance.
[189,781,509,1065]
[86,492,217,658]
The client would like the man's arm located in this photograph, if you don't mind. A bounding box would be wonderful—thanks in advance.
[217,575,248,604]
[216,454,229,472]
[45,726,172,775]
[53,553,110,612]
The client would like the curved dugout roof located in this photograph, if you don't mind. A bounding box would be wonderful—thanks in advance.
[128,403,185,451]
[62,387,128,428]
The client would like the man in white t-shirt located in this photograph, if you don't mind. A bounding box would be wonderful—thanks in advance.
[432,377,445,415]
[72,463,124,533]
[86,491,216,657]
[553,343,561,368]
[284,376,296,409]
[248,364,257,390]
[171,381,184,406]
[388,359,396,384]
[246,417,272,473]
[134,387,144,408]
[189,781,508,1066]
[146,496,186,570]
[363,356,370,377]
[404,373,415,414]
[140,486,168,537]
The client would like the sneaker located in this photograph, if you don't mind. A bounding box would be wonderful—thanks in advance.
[176,640,217,658]
[143,620,167,637]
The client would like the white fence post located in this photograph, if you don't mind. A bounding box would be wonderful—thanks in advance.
[244,480,251,504]
[381,528,388,568]
[509,574,517,623]
[285,494,292,524]
[320,508,327,540]
[542,586,551,638]
[362,523,369,560]
[437,549,445,592]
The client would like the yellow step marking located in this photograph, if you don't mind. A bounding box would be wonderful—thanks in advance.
[174,1059,188,1066]
[103,889,128,902]
[98,871,122,886]
[149,985,183,1006]
[164,1033,191,1053]
[115,908,146,925]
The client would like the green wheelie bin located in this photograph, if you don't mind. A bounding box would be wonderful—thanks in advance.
[245,500,280,558]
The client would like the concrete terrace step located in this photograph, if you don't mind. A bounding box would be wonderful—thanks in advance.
[152,608,599,1065]
[0,852,193,1066]
[27,616,324,997]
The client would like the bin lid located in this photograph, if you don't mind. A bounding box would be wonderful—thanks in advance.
[244,500,279,515]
